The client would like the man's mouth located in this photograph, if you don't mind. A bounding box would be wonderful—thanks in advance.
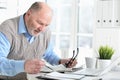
[35,30,40,33]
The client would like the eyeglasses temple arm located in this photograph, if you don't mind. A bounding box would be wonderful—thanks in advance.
[69,48,79,64]
[65,50,75,67]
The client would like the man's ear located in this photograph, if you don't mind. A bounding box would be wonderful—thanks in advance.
[26,9,32,16]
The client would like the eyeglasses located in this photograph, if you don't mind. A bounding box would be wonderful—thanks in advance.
[65,48,79,67]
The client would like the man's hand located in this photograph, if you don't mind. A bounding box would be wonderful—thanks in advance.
[24,59,45,74]
[59,58,77,68]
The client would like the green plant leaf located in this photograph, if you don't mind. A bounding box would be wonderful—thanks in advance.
[98,45,114,59]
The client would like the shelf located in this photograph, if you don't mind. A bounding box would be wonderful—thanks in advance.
[0,7,6,9]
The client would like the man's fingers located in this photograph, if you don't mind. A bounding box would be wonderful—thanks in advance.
[24,59,45,74]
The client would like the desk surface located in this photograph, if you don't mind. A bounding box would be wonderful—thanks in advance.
[1,71,120,80]
[27,71,120,80]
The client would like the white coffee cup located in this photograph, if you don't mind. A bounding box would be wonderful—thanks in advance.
[85,57,97,69]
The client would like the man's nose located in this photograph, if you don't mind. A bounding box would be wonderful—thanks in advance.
[38,26,45,31]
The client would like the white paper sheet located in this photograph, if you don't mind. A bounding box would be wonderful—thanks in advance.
[41,63,72,72]
[46,72,84,79]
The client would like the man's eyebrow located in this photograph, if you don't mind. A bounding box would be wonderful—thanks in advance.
[37,20,44,25]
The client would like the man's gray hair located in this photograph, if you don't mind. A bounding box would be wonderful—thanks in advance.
[29,2,42,11]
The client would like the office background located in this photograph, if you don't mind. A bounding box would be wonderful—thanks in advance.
[0,0,119,67]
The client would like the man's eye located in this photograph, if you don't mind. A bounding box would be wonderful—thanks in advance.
[38,22,43,25]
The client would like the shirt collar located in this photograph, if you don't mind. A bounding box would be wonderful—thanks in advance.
[18,14,34,43]
[18,14,32,37]
[18,14,27,34]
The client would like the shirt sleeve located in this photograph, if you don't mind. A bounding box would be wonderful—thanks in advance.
[43,41,60,65]
[0,32,25,76]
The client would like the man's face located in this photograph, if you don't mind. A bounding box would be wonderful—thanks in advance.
[26,9,52,36]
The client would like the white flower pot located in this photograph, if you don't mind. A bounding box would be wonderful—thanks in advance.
[97,59,111,69]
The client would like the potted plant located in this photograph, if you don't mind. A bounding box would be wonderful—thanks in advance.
[97,45,115,69]
[98,45,115,59]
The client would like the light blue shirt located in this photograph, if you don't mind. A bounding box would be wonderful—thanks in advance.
[0,15,60,76]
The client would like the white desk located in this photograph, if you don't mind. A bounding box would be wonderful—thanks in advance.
[27,71,120,80]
